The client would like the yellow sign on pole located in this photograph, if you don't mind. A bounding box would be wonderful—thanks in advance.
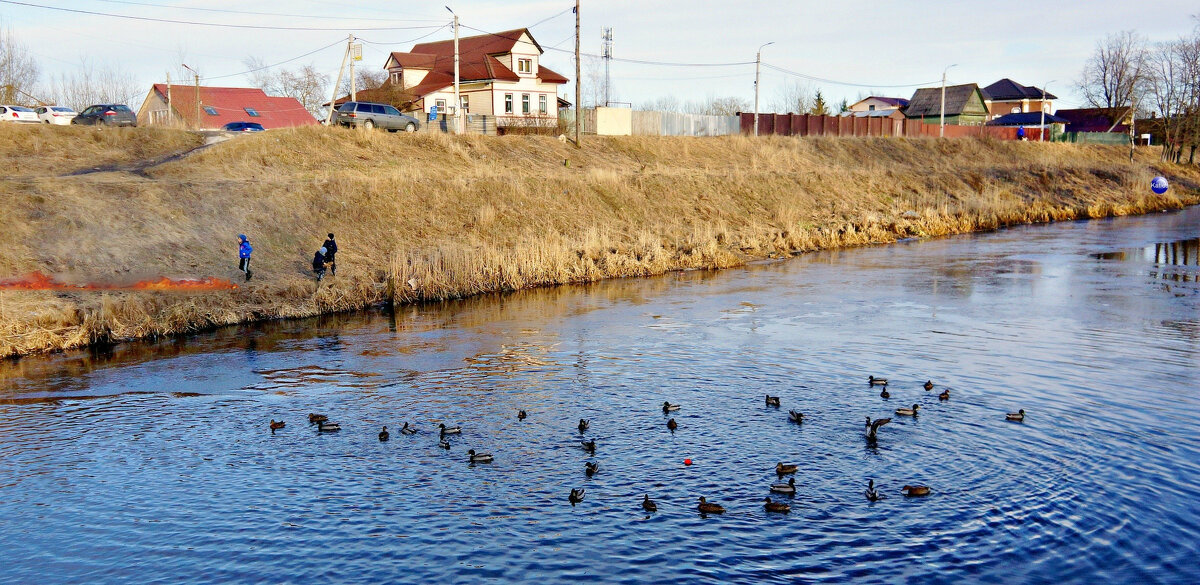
[351,44,362,61]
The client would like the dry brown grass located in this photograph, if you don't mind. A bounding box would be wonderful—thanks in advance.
[1,125,1198,357]
[0,123,203,177]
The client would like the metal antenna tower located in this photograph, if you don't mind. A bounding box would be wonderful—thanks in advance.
[602,27,613,106]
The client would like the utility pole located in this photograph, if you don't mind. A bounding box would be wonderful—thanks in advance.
[939,63,957,138]
[450,7,461,133]
[166,72,173,127]
[1040,80,1055,142]
[182,63,200,130]
[349,34,359,102]
[602,27,612,106]
[754,41,773,137]
[574,0,580,148]
[325,39,352,125]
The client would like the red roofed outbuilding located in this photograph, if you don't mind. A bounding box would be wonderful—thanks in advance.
[138,84,318,130]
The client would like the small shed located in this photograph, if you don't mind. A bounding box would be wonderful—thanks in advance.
[903,83,989,126]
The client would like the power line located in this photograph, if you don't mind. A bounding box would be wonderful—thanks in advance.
[762,63,939,88]
[0,0,447,31]
[203,39,346,81]
[358,24,451,47]
[88,0,447,23]
[458,25,754,67]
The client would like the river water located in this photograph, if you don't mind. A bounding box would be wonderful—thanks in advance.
[2,207,1198,584]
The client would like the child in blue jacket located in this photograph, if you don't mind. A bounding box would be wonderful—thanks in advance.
[238,234,253,281]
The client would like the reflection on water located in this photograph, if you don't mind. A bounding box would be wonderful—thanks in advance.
[1,207,1199,584]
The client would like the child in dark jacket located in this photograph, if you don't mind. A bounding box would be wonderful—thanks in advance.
[322,233,337,276]
[312,247,327,281]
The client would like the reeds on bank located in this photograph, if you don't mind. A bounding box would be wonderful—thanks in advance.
[1,124,1196,357]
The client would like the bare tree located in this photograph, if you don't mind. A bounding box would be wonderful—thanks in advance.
[770,80,814,114]
[1077,30,1147,109]
[47,59,141,111]
[684,95,749,116]
[0,25,39,104]
[243,57,330,118]
[637,95,683,112]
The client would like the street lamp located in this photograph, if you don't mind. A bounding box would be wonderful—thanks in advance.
[446,6,461,133]
[753,41,774,137]
[1039,80,1055,142]
[939,63,957,138]
[181,63,200,130]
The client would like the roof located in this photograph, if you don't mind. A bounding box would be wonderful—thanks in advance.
[839,109,905,118]
[382,28,567,91]
[851,96,909,108]
[903,84,985,118]
[983,78,1058,101]
[411,28,541,59]
[986,112,1070,126]
[149,84,316,129]
[1054,107,1131,133]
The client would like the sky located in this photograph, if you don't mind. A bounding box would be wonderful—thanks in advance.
[1,0,1197,110]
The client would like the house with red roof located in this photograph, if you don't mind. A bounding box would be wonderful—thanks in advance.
[332,28,568,130]
[138,84,317,130]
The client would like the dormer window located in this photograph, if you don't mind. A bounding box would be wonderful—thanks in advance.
[518,58,532,74]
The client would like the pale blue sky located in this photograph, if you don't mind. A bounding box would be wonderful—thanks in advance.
[2,0,1197,109]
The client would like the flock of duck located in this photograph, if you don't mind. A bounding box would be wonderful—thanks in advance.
[267,376,1028,515]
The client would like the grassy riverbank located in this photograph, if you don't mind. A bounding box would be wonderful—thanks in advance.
[2,123,1198,357]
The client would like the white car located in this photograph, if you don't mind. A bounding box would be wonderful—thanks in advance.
[0,105,39,123]
[35,105,77,125]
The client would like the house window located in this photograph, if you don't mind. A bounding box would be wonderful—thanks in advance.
[460,95,469,114]
[504,93,513,114]
[522,94,530,114]
[436,99,447,113]
[539,94,547,115]
[390,71,401,84]
[203,106,218,116]
[868,105,876,111]
[244,107,260,117]
[518,58,532,74]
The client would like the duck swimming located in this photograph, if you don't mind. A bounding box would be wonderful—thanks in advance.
[585,462,599,477]
[866,479,882,502]
[517,410,527,421]
[764,497,791,513]
[788,410,804,423]
[378,426,389,441]
[439,423,461,436]
[776,462,798,475]
[269,420,285,432]
[580,439,596,454]
[895,404,920,417]
[869,376,888,386]
[880,387,890,399]
[317,421,341,432]
[642,494,657,512]
[924,380,935,391]
[667,418,678,431]
[770,477,797,495]
[697,497,725,514]
[901,484,931,497]
[765,395,781,407]
[864,416,891,440]
[1006,409,1026,422]
[439,438,451,449]
[578,419,590,433]
[307,413,328,424]
[467,449,493,463]
[662,401,680,413]
[569,488,585,505]
[938,389,950,401]
[400,422,418,435]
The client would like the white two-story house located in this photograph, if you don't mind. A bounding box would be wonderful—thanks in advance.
[349,28,567,129]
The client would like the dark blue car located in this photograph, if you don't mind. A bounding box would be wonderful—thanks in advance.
[221,121,265,132]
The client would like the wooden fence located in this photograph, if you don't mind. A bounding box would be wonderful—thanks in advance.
[739,113,1023,140]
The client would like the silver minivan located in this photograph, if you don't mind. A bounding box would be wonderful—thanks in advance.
[334,101,419,132]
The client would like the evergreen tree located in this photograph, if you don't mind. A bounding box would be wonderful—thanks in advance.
[839,98,849,113]
[810,90,829,115]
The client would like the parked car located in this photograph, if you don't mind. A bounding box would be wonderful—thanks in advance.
[71,104,137,127]
[0,105,39,124]
[35,105,77,125]
[334,101,419,132]
[221,121,265,132]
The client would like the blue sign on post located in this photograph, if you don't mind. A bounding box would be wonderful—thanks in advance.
[428,105,438,122]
